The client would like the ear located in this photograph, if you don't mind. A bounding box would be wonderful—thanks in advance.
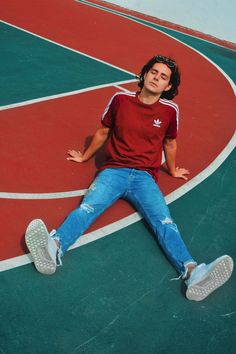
[164,83,172,92]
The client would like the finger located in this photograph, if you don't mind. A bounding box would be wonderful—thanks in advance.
[67,156,78,161]
[182,176,188,180]
[179,169,190,174]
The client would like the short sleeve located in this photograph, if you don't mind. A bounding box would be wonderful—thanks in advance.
[165,106,179,139]
[101,94,119,128]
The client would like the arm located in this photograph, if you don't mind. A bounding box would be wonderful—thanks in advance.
[163,137,189,180]
[67,125,111,163]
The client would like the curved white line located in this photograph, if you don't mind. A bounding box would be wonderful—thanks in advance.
[1,131,235,272]
[77,0,236,95]
[77,1,236,51]
[0,20,136,111]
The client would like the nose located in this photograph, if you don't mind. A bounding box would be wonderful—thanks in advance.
[153,73,160,81]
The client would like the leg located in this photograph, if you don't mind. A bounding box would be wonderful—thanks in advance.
[55,168,126,254]
[125,170,196,277]
[25,168,126,274]
[126,170,234,301]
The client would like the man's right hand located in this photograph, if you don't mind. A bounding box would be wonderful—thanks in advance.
[67,150,84,163]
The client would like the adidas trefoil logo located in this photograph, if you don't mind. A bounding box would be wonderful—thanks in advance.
[153,119,162,128]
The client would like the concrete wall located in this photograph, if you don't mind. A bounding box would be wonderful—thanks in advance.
[104,0,236,44]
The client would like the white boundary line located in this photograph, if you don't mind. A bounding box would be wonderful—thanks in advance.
[165,131,236,204]
[0,20,135,76]
[1,131,235,272]
[0,189,87,200]
[77,0,236,96]
[77,0,236,51]
[77,0,236,52]
[0,20,136,110]
[0,79,137,111]
[113,85,130,92]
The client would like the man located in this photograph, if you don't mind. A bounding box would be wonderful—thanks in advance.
[25,55,233,301]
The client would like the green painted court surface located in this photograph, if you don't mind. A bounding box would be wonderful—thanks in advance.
[1,150,235,354]
[0,22,134,106]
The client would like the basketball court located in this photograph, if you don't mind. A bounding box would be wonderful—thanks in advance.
[1,1,236,353]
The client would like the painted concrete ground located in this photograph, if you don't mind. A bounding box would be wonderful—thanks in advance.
[0,1,236,353]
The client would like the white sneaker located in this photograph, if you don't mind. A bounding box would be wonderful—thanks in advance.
[25,219,59,275]
[186,255,234,301]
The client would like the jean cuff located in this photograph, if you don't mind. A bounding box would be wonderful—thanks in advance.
[182,260,198,279]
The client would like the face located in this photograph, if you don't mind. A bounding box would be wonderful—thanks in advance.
[143,62,172,96]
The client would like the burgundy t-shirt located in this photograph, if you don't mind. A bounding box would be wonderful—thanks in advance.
[100,91,179,182]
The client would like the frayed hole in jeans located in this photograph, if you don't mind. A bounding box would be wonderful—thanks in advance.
[80,203,95,213]
[161,217,173,225]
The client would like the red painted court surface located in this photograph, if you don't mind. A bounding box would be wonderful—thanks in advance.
[1,0,236,263]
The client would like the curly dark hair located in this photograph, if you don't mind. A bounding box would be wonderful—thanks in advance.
[138,55,181,100]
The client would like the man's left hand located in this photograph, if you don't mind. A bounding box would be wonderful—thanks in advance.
[171,167,190,180]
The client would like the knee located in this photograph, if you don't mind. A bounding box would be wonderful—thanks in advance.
[161,217,178,232]
[161,216,173,225]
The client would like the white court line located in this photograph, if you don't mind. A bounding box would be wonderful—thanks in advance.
[77,0,236,96]
[1,20,134,76]
[0,79,137,111]
[1,131,235,272]
[0,20,136,111]
[113,85,130,92]
[165,131,236,204]
[77,0,236,51]
[0,190,87,200]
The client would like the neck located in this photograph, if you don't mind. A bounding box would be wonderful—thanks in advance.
[138,88,161,105]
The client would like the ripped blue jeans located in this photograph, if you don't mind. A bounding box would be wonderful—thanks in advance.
[55,168,196,276]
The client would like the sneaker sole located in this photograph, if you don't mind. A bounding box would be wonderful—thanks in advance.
[25,219,56,275]
[186,255,234,301]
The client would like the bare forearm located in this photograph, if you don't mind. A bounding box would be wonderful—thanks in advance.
[82,128,109,161]
[163,138,177,175]
[163,138,189,180]
[67,126,110,163]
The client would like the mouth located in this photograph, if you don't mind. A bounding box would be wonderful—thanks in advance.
[149,82,158,87]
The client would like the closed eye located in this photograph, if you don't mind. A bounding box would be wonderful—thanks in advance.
[150,69,169,81]
[161,74,168,80]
